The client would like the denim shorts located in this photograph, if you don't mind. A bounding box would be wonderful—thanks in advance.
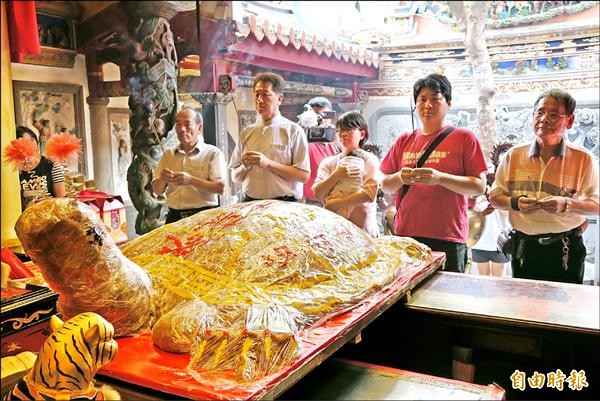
[471,249,511,263]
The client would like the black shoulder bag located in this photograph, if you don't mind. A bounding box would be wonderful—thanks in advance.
[398,126,455,204]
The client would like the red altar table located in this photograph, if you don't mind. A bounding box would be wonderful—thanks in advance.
[98,253,445,400]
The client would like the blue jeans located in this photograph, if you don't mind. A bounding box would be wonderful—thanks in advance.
[412,236,468,273]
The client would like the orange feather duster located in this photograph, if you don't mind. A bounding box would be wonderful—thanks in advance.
[45,133,82,164]
[3,138,38,171]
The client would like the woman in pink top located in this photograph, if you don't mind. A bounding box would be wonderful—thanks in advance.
[313,111,380,238]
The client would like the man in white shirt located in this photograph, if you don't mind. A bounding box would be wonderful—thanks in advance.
[229,72,310,202]
[152,108,226,223]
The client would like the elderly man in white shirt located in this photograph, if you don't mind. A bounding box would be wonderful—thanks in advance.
[230,72,310,202]
[152,108,226,223]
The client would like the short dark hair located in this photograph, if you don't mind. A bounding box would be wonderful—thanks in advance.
[16,126,39,143]
[533,89,576,116]
[413,73,452,103]
[253,72,285,94]
[336,111,369,148]
[308,96,332,110]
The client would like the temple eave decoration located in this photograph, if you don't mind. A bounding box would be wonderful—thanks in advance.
[233,15,378,69]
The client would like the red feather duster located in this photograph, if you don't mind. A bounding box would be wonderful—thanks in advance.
[3,138,38,170]
[45,133,82,164]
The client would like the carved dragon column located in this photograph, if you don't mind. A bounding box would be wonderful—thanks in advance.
[121,2,179,234]
[192,92,236,206]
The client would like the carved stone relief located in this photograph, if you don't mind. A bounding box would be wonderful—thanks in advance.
[372,105,599,157]
[121,3,179,234]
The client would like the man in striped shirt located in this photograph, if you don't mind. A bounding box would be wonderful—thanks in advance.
[490,89,599,284]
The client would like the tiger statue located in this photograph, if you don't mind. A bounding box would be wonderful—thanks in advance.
[4,312,120,401]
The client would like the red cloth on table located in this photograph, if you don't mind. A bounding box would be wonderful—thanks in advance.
[6,1,40,63]
[1,246,34,279]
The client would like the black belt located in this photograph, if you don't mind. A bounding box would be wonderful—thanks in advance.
[515,227,583,245]
[242,195,297,202]
[169,205,217,217]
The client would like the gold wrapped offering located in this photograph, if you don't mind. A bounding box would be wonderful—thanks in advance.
[15,198,432,384]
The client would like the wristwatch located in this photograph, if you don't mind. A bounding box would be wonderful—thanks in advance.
[562,197,572,213]
[511,195,527,211]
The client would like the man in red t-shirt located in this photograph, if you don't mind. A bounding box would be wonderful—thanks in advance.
[380,74,487,273]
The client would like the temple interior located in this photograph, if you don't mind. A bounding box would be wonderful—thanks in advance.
[1,1,599,400]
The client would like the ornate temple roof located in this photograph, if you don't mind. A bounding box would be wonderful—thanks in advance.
[233,14,378,69]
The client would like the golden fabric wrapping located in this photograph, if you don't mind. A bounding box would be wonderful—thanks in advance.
[14,198,155,336]
[121,200,432,382]
[15,199,433,385]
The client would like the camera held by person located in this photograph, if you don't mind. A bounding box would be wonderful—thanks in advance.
[298,98,336,143]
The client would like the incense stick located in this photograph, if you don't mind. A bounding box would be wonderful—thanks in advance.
[152,130,172,170]
[528,176,538,200]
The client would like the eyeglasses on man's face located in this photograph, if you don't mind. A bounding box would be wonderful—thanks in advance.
[533,110,568,122]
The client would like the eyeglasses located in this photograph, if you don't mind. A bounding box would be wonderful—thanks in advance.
[533,110,568,122]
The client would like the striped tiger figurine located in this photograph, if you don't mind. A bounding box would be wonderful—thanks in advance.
[4,312,120,401]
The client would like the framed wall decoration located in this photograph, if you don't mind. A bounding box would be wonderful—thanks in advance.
[12,81,87,175]
[37,13,75,50]
[108,108,132,200]
[22,1,80,68]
